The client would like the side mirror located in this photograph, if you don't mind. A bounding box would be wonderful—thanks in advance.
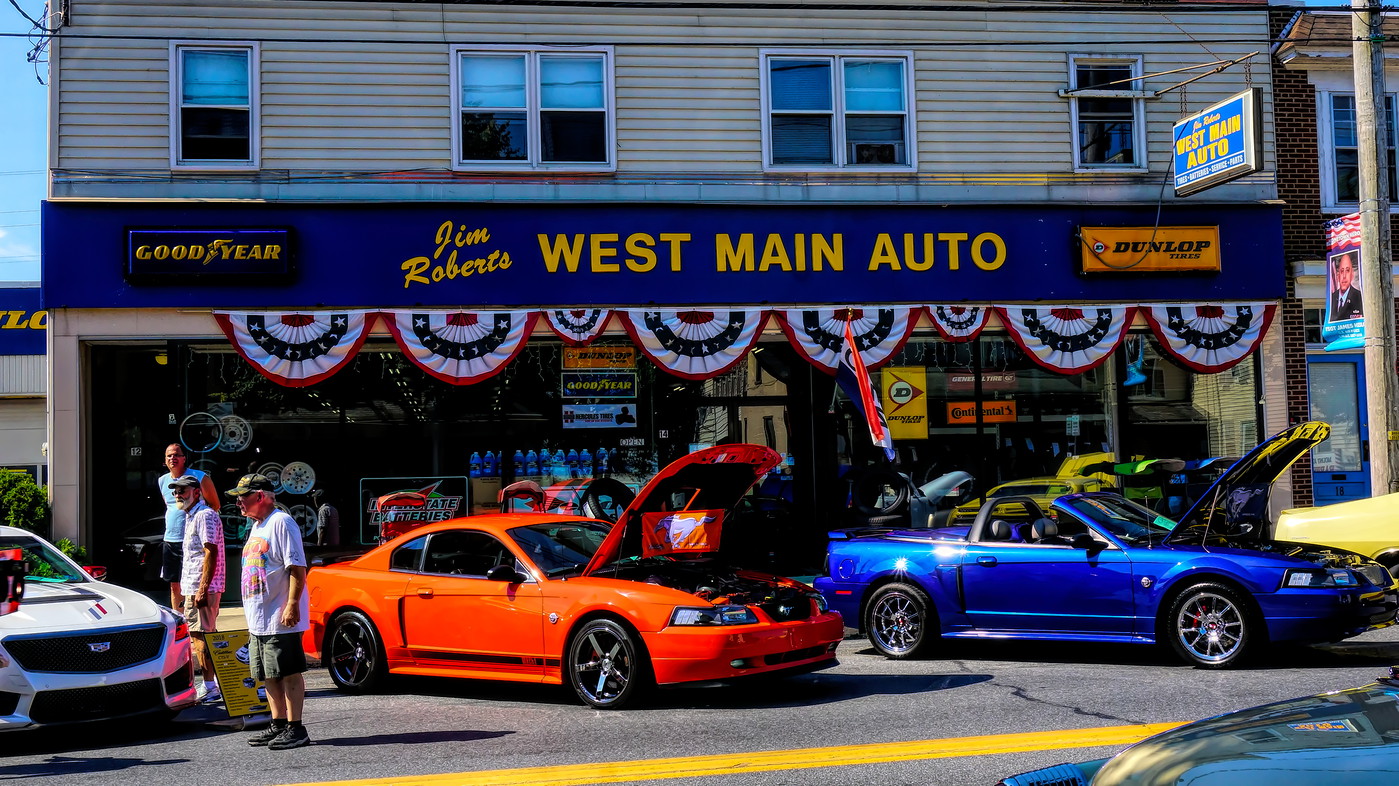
[1071,533,1103,552]
[83,565,109,582]
[486,563,526,583]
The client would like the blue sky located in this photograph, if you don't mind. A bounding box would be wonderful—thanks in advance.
[1,4,48,284]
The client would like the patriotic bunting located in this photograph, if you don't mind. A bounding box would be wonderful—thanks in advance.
[381,310,538,385]
[774,306,918,373]
[1142,303,1277,373]
[996,305,1136,375]
[214,311,377,388]
[620,309,767,380]
[542,308,613,346]
[924,305,991,343]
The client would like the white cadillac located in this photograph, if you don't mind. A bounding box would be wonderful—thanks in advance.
[0,525,198,729]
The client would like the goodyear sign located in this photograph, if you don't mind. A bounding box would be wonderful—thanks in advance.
[0,288,45,355]
[882,367,927,439]
[1080,227,1221,273]
[561,372,637,398]
[126,228,293,279]
[1173,89,1261,197]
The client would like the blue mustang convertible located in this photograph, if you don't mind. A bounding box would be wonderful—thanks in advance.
[815,423,1398,668]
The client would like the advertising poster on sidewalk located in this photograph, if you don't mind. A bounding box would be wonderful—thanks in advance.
[1322,214,1365,351]
[204,629,267,718]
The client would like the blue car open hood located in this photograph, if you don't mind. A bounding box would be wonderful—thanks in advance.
[1166,421,1331,546]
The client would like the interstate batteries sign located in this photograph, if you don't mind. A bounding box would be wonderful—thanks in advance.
[126,228,293,279]
[44,201,1284,308]
[1172,89,1262,197]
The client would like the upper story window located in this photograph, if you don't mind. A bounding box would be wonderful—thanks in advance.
[171,43,257,169]
[762,52,915,170]
[1322,91,1396,209]
[1066,55,1145,171]
[452,47,613,170]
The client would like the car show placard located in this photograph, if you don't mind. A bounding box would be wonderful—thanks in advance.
[205,629,266,718]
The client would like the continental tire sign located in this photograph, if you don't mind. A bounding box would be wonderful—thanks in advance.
[126,228,293,280]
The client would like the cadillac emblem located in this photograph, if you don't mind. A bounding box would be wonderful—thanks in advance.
[88,642,112,653]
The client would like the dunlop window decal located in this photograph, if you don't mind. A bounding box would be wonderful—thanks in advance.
[381,310,538,385]
[774,306,917,373]
[1141,303,1276,373]
[214,311,377,388]
[620,309,768,381]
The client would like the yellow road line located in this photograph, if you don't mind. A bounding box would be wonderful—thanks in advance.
[291,722,1185,786]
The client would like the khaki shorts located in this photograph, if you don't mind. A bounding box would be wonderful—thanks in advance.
[182,592,221,634]
[249,632,307,681]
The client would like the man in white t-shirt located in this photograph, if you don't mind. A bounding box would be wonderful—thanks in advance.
[172,474,225,704]
[229,473,311,750]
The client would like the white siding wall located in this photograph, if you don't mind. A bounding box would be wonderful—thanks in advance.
[54,0,1275,191]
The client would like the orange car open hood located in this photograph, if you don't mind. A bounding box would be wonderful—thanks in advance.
[583,444,782,575]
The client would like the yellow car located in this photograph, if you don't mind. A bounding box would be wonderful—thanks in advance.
[948,475,1114,526]
[1274,492,1399,571]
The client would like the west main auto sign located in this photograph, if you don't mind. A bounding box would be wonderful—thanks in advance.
[1173,89,1262,197]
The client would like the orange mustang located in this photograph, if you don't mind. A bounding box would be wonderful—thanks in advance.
[303,445,843,709]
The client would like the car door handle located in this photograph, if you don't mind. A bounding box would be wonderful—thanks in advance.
[977,556,997,567]
[417,588,434,598]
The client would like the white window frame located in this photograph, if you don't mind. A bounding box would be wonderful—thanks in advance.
[169,41,260,171]
[450,45,616,172]
[759,49,917,172]
[1065,54,1147,173]
[1316,85,1398,212]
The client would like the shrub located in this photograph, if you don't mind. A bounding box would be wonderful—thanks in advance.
[0,471,52,537]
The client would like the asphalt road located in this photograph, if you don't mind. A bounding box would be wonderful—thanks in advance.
[5,626,1399,786]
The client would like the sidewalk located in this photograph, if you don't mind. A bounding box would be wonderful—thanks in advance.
[216,604,248,631]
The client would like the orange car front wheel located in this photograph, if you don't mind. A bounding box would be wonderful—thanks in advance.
[566,618,651,710]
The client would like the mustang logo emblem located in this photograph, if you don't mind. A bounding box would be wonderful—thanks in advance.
[88,642,111,653]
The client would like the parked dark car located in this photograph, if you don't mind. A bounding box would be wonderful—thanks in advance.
[816,422,1399,668]
[999,669,1399,785]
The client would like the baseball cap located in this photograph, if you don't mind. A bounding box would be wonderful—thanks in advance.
[168,475,200,490]
[226,473,275,497]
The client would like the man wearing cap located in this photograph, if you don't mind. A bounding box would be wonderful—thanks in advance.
[172,474,225,703]
[230,474,312,750]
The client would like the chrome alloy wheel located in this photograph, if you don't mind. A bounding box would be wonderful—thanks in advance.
[870,589,924,655]
[329,616,378,688]
[569,620,641,709]
[1175,591,1244,664]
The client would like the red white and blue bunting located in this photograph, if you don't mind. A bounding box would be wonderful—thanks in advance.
[542,308,613,346]
[381,310,538,385]
[620,309,768,380]
[775,306,919,373]
[1141,303,1277,373]
[214,311,378,388]
[996,305,1136,375]
[924,305,991,343]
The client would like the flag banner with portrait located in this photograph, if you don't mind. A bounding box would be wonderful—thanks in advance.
[996,306,1136,374]
[1322,214,1365,351]
[924,305,991,343]
[1142,303,1277,373]
[542,308,613,346]
[836,321,896,461]
[620,309,767,380]
[774,306,918,373]
[214,310,378,388]
[381,310,538,385]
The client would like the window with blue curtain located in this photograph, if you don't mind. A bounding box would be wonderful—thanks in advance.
[457,49,609,166]
[177,48,252,163]
[1330,93,1397,202]
[768,55,908,168]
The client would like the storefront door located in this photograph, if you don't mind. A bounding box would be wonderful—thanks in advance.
[1307,356,1370,506]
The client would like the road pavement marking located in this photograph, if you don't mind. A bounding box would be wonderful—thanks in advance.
[290,721,1185,786]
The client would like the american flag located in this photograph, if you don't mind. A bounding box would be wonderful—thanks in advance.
[836,321,896,462]
[1325,214,1362,252]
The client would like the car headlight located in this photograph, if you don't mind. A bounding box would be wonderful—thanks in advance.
[1283,568,1358,589]
[809,592,829,613]
[670,605,758,626]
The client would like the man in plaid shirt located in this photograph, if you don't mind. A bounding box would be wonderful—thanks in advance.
[173,474,226,703]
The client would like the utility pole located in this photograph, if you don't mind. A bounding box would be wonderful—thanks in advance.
[1352,0,1399,495]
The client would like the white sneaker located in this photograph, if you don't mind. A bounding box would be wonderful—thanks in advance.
[201,686,223,704]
